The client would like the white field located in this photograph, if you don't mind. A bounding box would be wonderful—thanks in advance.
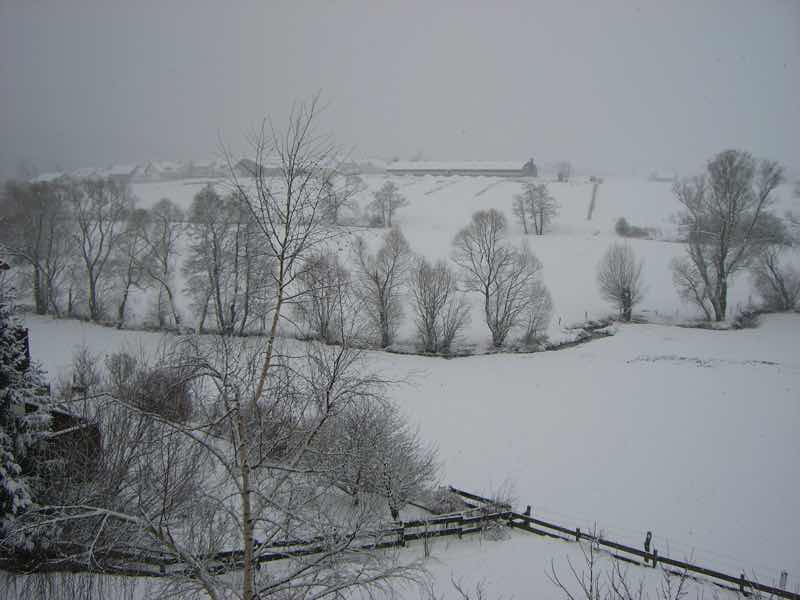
[25,312,800,594]
[20,174,800,597]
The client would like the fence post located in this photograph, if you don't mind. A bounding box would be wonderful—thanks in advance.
[652,549,658,568]
[644,531,652,565]
[524,505,531,517]
[739,573,746,595]
[576,527,581,541]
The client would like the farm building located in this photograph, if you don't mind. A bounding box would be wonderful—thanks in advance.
[386,158,537,177]
[30,172,66,183]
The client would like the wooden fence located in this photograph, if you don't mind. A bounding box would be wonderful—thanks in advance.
[2,486,795,600]
[449,486,798,600]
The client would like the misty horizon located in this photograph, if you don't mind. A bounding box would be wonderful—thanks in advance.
[1,0,799,179]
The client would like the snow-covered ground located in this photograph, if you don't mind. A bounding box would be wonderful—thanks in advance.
[407,531,743,600]
[15,173,800,597]
[25,312,800,595]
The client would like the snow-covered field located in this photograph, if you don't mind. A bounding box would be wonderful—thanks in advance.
[25,312,800,595]
[17,173,800,597]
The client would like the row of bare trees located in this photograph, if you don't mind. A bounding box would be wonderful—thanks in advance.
[0,178,186,328]
[293,212,553,352]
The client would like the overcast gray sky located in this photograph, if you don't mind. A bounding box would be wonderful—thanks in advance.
[1,0,798,178]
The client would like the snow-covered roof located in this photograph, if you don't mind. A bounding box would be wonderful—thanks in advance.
[152,161,184,172]
[387,161,528,172]
[192,158,228,169]
[102,164,138,177]
[71,167,99,179]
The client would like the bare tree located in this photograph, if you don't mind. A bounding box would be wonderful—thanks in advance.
[320,172,362,225]
[556,161,573,183]
[319,397,438,520]
[353,227,411,348]
[0,180,74,315]
[751,245,800,311]
[512,192,530,234]
[367,181,408,228]
[184,186,272,335]
[142,198,185,329]
[111,208,151,328]
[409,257,470,353]
[671,150,783,321]
[452,209,551,346]
[597,242,645,322]
[514,183,558,235]
[521,281,553,345]
[70,178,134,321]
[221,96,354,599]
[549,532,694,600]
[294,250,356,343]
[529,183,558,235]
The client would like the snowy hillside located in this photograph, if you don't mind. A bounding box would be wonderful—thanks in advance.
[130,175,800,347]
[24,311,800,594]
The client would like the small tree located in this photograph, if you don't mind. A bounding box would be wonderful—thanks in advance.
[556,161,572,183]
[353,227,411,347]
[512,192,530,234]
[751,245,800,311]
[514,183,558,235]
[409,257,470,353]
[671,150,783,321]
[320,172,362,225]
[321,399,438,519]
[294,251,355,344]
[529,183,558,235]
[111,208,151,328]
[367,181,408,228]
[452,210,551,346]
[142,198,185,328]
[521,281,553,345]
[597,242,644,321]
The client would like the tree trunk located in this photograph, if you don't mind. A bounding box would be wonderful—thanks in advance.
[33,266,46,315]
[117,284,131,329]
[88,272,100,321]
[716,281,727,321]
[163,284,181,327]
[236,407,256,600]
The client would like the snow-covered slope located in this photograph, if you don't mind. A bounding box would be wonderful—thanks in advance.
[25,313,800,592]
[130,175,800,345]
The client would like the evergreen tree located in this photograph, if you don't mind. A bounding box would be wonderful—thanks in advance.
[0,280,49,543]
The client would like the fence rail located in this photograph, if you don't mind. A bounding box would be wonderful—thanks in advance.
[1,486,795,600]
